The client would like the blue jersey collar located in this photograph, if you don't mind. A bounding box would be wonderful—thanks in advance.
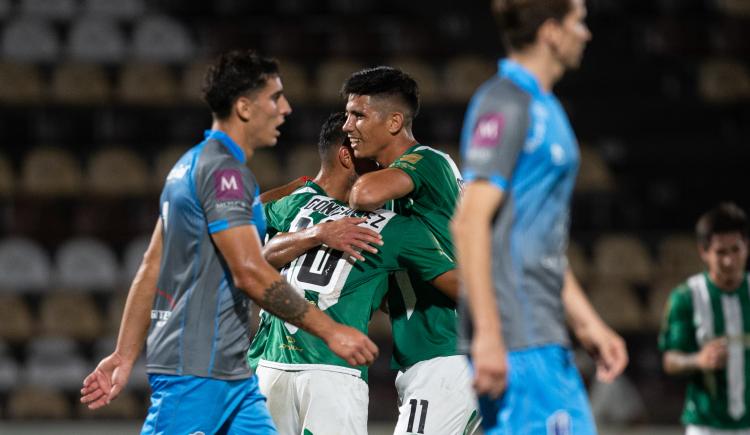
[498,59,546,97]
[204,130,246,163]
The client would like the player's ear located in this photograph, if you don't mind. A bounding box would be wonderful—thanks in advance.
[338,146,354,169]
[387,112,404,134]
[235,95,253,122]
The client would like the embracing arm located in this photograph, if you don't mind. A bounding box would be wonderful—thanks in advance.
[81,218,163,409]
[211,225,378,365]
[451,180,506,397]
[430,269,459,301]
[349,167,414,211]
[263,218,383,268]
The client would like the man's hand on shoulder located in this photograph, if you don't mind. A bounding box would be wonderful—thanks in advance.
[314,217,383,262]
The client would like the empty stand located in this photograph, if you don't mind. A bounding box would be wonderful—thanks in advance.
[0,237,52,291]
[657,234,704,279]
[1,17,60,62]
[19,0,78,20]
[593,234,654,284]
[86,147,150,195]
[67,17,127,63]
[21,147,83,196]
[180,59,211,103]
[443,56,496,103]
[82,0,145,20]
[0,153,14,196]
[587,279,644,332]
[131,15,194,63]
[117,63,179,105]
[38,293,104,340]
[0,62,44,103]
[388,58,441,103]
[23,336,89,391]
[286,144,322,180]
[315,59,365,103]
[248,148,283,190]
[51,63,111,104]
[55,236,120,290]
[0,294,33,343]
[7,387,72,419]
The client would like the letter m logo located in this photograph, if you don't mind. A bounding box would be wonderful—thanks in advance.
[214,169,244,200]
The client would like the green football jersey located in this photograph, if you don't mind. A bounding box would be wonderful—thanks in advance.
[659,272,750,429]
[247,181,455,381]
[388,144,463,368]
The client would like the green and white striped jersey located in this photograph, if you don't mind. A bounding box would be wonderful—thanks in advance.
[660,272,750,429]
[247,181,455,381]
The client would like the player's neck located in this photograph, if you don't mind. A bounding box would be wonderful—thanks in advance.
[313,169,352,204]
[509,50,564,92]
[210,120,255,159]
[708,270,745,292]
[375,137,418,167]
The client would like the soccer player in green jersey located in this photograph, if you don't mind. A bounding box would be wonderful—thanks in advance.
[248,112,467,435]
[342,66,478,435]
[661,202,750,435]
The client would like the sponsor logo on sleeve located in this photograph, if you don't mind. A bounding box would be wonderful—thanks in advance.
[215,169,244,200]
[471,112,505,148]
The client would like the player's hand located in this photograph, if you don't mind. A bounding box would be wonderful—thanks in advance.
[578,322,628,383]
[314,217,383,262]
[471,334,508,399]
[697,337,728,370]
[324,324,379,366]
[80,352,133,409]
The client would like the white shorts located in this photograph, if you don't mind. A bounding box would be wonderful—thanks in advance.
[687,426,750,435]
[256,365,369,435]
[393,355,480,435]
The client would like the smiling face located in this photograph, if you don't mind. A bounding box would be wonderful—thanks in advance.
[244,75,292,148]
[700,232,749,290]
[342,94,393,160]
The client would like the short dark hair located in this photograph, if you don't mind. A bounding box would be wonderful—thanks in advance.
[202,49,279,119]
[492,0,572,51]
[341,66,420,122]
[696,202,749,249]
[318,112,348,164]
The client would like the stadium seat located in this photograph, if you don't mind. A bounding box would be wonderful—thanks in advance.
[131,15,194,63]
[51,63,111,104]
[0,345,20,392]
[23,336,89,391]
[153,145,188,189]
[82,0,145,19]
[55,237,120,290]
[443,56,496,103]
[0,62,44,104]
[117,63,179,105]
[575,145,615,193]
[19,0,78,20]
[698,58,750,103]
[0,237,52,291]
[248,148,283,191]
[567,240,590,284]
[38,293,104,340]
[67,17,126,63]
[286,144,321,180]
[276,58,311,104]
[86,147,150,195]
[180,59,211,103]
[657,234,704,279]
[388,58,441,103]
[21,147,83,196]
[593,234,654,284]
[315,59,365,103]
[716,0,750,17]
[0,294,34,343]
[77,390,143,419]
[588,279,644,332]
[123,234,151,283]
[7,386,72,419]
[1,17,60,62]
[0,153,14,196]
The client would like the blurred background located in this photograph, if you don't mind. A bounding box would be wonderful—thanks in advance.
[0,0,748,432]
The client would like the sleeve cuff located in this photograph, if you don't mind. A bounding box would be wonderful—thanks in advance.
[463,169,508,191]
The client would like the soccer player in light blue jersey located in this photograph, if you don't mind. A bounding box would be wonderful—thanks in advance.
[80,50,377,435]
[452,0,628,434]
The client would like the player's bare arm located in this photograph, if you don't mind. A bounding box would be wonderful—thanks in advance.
[430,269,459,301]
[562,268,628,382]
[81,218,164,409]
[663,338,728,374]
[263,217,383,268]
[349,167,414,211]
[211,225,379,366]
[451,180,506,398]
[259,176,308,204]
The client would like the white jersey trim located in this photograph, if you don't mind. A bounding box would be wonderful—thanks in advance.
[257,359,361,378]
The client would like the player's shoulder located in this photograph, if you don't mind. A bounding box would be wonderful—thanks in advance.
[472,76,531,115]
[195,138,248,173]
[271,186,317,209]
[667,279,696,310]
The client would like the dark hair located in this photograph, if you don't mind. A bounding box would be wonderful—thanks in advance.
[318,112,348,164]
[202,49,279,119]
[696,202,749,249]
[341,66,420,122]
[492,0,572,51]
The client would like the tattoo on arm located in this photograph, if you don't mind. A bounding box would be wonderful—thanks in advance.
[262,279,310,325]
